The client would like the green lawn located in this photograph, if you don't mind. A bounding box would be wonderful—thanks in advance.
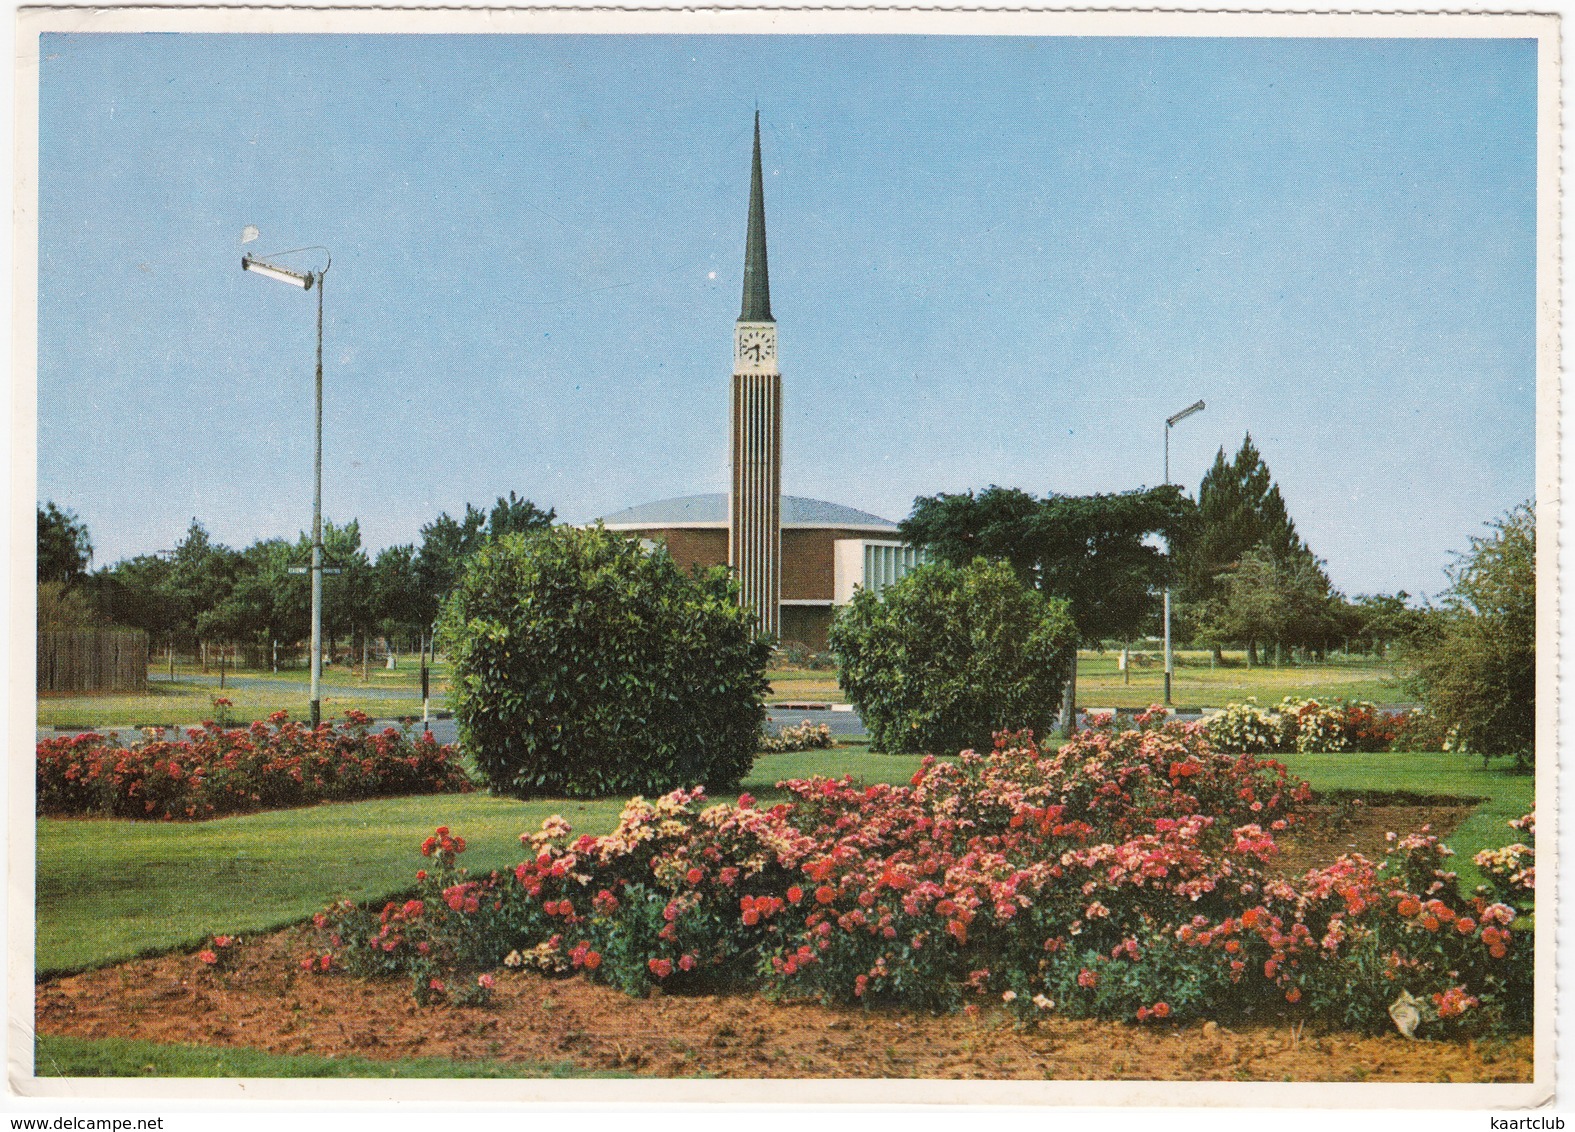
[146,657,455,691]
[768,651,1404,710]
[36,681,433,729]
[34,746,895,976]
[36,652,1403,726]
[766,666,844,703]
[36,658,455,728]
[35,792,618,976]
[1278,750,1534,891]
[1077,649,1406,710]
[35,744,1528,979]
[33,1034,630,1079]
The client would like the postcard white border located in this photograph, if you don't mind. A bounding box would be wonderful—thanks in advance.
[8,5,1560,1111]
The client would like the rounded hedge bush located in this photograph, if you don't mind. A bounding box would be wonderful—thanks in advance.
[827,557,1077,754]
[439,525,771,798]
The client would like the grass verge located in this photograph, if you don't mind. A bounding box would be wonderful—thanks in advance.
[32,1034,633,1079]
[37,683,431,729]
[35,793,620,976]
[35,747,893,976]
[37,660,456,728]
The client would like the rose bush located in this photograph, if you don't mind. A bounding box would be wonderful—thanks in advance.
[1201,699,1284,755]
[37,711,472,820]
[307,713,1533,1036]
[1474,811,1535,918]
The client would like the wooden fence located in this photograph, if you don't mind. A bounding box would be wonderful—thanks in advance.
[38,629,149,694]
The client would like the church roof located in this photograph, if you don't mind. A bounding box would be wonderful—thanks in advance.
[596,493,899,532]
[739,110,773,323]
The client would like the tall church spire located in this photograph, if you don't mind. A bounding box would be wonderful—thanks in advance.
[740,109,773,323]
[730,109,782,639]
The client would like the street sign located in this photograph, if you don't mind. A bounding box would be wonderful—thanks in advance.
[287,566,343,575]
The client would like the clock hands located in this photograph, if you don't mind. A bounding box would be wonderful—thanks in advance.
[737,328,775,367]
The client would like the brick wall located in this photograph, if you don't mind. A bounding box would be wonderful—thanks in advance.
[780,605,834,651]
[782,527,886,601]
[626,527,730,574]
[609,523,883,649]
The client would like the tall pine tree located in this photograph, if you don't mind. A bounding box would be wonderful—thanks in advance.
[1175,433,1304,604]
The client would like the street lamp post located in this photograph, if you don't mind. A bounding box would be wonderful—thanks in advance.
[1163,399,1206,707]
[243,246,331,727]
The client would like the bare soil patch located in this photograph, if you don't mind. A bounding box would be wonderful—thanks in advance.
[34,805,1524,1082]
[1272,803,1475,877]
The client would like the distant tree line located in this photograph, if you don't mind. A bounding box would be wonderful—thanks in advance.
[36,492,555,660]
[39,436,1424,666]
[38,431,1521,703]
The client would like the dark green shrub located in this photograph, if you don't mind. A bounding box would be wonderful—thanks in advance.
[440,525,770,798]
[827,557,1076,754]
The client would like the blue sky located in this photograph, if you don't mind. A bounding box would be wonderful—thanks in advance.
[36,33,1538,598]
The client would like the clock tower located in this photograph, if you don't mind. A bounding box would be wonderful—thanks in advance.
[729,110,782,638]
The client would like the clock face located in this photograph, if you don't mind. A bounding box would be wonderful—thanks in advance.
[736,326,777,367]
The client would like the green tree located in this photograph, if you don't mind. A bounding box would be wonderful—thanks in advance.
[199,538,298,650]
[1174,434,1304,606]
[1350,591,1428,656]
[415,495,554,633]
[1406,502,1536,766]
[91,553,177,639]
[828,558,1076,754]
[901,485,1188,727]
[440,525,770,799]
[897,487,1043,579]
[37,580,98,631]
[487,491,556,541]
[280,519,373,662]
[902,486,1189,642]
[38,503,92,586]
[168,520,239,650]
[1194,546,1345,665]
[369,543,424,647]
[416,506,488,631]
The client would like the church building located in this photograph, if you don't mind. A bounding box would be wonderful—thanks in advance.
[595,112,924,648]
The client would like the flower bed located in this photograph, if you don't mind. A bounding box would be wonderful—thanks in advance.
[1205,697,1446,754]
[307,713,1533,1036]
[37,711,473,821]
[758,719,836,753]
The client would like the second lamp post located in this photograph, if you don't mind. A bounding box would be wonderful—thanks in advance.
[1163,398,1206,707]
